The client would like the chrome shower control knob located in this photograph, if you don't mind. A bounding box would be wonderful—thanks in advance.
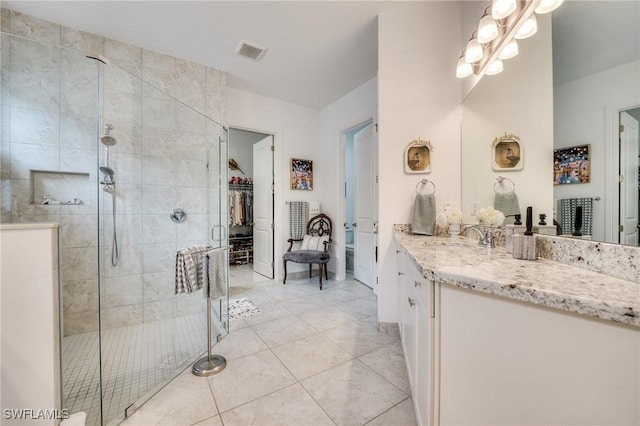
[170,208,187,223]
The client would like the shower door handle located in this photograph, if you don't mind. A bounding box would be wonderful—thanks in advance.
[211,225,227,242]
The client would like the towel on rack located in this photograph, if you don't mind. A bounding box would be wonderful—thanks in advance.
[175,244,211,294]
[288,201,309,239]
[558,197,593,236]
[202,248,227,299]
[412,193,436,236]
[493,191,521,220]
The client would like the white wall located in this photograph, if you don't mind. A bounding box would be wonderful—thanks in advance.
[377,2,462,323]
[319,78,377,281]
[554,59,640,242]
[227,87,321,279]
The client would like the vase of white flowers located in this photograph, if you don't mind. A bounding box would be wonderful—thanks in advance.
[436,207,463,236]
[475,206,505,228]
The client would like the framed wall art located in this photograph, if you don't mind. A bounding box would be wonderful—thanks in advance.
[404,138,432,174]
[491,133,523,171]
[290,158,313,190]
[553,144,590,185]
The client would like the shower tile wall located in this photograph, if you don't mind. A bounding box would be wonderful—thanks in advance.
[1,8,226,336]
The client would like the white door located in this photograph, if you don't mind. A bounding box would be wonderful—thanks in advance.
[620,112,639,245]
[354,123,376,288]
[253,135,274,278]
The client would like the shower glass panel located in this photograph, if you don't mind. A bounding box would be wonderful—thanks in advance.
[1,28,228,426]
[0,32,103,422]
[98,61,228,425]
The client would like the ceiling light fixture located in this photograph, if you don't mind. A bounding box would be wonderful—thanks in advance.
[456,54,474,78]
[456,0,563,79]
[535,0,564,14]
[477,8,499,44]
[464,34,484,64]
[485,59,504,76]
[498,39,519,60]
[492,0,517,20]
[514,14,537,39]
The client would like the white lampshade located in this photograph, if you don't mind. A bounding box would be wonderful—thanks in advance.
[498,39,519,60]
[535,0,564,14]
[492,0,517,20]
[464,37,483,63]
[485,59,504,76]
[456,56,473,78]
[477,14,499,44]
[515,14,537,39]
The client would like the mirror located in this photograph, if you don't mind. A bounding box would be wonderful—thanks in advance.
[461,13,554,228]
[461,1,640,247]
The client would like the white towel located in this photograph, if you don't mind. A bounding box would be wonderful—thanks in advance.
[494,191,521,219]
[202,248,227,299]
[412,193,436,236]
[175,244,211,294]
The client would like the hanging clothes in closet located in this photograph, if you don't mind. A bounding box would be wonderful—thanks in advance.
[229,186,253,226]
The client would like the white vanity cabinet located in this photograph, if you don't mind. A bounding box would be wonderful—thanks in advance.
[438,284,640,426]
[396,245,436,426]
[395,238,640,426]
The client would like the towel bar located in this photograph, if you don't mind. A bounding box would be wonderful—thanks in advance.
[416,179,436,194]
[494,176,515,193]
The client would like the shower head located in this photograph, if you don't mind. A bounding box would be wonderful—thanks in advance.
[100,166,115,180]
[101,124,117,146]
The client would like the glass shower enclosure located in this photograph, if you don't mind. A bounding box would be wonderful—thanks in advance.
[1,29,229,425]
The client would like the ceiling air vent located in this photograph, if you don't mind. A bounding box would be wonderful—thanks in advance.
[235,40,267,61]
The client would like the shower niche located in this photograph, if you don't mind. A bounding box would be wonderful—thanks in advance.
[30,169,90,205]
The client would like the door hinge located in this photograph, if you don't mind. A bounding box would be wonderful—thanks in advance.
[375,246,378,263]
[375,175,378,184]
[271,262,274,268]
[271,223,274,229]
[620,124,625,133]
[619,175,625,182]
[374,123,378,133]
[376,276,378,284]
[620,225,624,232]
[270,144,274,151]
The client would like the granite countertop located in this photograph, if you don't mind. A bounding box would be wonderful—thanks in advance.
[394,229,640,328]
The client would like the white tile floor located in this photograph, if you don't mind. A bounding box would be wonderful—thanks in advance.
[63,313,208,426]
[121,265,417,426]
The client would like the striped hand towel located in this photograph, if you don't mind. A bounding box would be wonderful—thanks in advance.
[412,193,436,236]
[175,244,211,294]
[288,201,309,240]
[494,191,521,222]
[202,247,227,299]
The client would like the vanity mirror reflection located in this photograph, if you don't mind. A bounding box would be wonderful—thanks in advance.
[461,1,640,247]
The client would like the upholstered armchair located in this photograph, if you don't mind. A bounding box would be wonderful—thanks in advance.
[282,213,332,289]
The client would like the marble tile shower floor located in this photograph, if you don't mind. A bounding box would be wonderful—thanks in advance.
[62,313,207,426]
[121,265,417,426]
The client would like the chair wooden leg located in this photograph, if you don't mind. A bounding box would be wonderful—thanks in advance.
[318,263,323,290]
[283,260,288,284]
[309,264,312,278]
[324,263,328,281]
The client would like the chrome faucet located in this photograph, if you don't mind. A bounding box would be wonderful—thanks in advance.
[462,225,496,248]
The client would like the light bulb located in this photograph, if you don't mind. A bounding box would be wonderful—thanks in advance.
[515,14,537,39]
[465,38,483,63]
[492,0,517,20]
[456,56,473,78]
[535,0,564,14]
[477,14,499,44]
[486,59,504,76]
[498,39,518,60]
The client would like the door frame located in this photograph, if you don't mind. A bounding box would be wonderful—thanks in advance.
[339,118,377,290]
[605,98,640,243]
[228,125,276,279]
